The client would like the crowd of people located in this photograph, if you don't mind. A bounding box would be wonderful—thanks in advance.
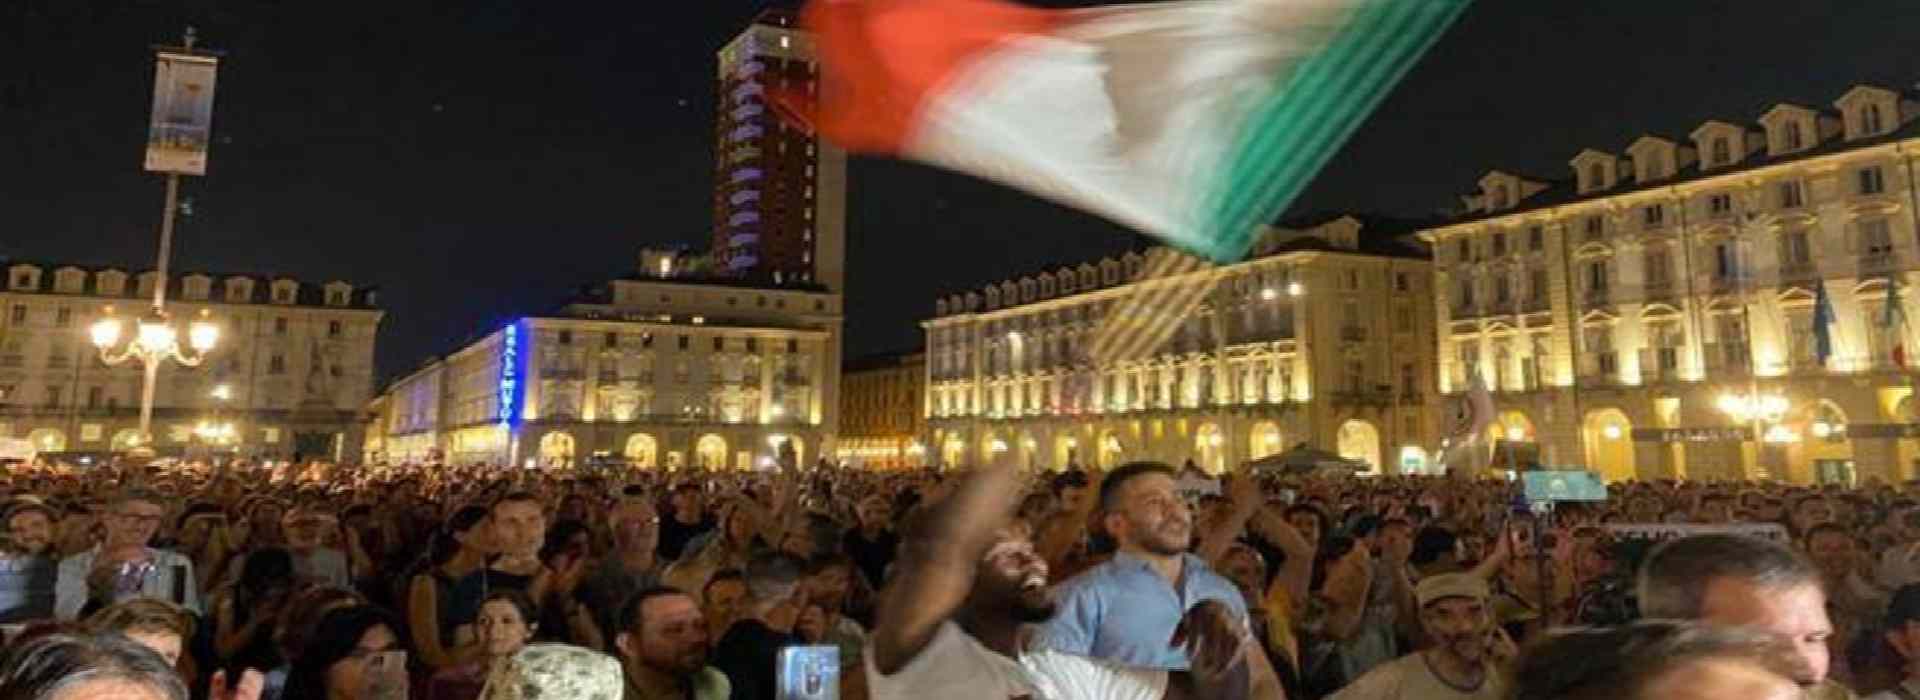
[0,454,1916,699]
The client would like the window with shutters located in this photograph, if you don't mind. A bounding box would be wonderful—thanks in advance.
[1860,166,1887,195]
[1778,180,1806,208]
[1643,204,1665,228]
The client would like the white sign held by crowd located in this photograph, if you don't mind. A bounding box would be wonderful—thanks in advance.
[1605,523,1789,542]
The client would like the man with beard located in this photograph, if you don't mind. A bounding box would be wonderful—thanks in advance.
[0,498,58,621]
[1041,461,1248,669]
[572,495,664,651]
[617,586,730,700]
[867,456,1283,699]
[1327,573,1513,699]
[1639,534,1858,700]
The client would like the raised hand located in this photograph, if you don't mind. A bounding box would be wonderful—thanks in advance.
[209,669,265,700]
[1172,599,1250,681]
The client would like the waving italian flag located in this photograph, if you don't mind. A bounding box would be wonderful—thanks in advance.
[784,0,1471,263]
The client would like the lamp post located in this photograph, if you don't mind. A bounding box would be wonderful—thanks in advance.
[91,307,219,452]
[1718,390,1791,479]
[95,28,223,457]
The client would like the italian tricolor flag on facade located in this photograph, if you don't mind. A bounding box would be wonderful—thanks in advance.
[785,0,1472,263]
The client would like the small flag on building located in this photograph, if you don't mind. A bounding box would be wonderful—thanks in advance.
[1814,280,1836,367]
[1887,274,1909,369]
[782,0,1472,264]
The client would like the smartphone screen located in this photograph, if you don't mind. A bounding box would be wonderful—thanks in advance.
[777,645,839,700]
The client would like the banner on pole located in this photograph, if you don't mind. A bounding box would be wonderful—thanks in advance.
[144,52,219,175]
[1605,522,1788,542]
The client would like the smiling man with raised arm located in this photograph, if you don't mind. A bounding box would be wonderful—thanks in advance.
[865,458,1285,700]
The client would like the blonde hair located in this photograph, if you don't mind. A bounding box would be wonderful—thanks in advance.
[85,598,193,639]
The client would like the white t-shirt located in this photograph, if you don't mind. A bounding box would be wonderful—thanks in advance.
[1327,652,1507,700]
[866,621,1167,700]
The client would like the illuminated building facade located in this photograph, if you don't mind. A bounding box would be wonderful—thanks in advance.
[837,351,926,468]
[711,9,848,291]
[923,217,1439,474]
[1423,83,1920,484]
[370,252,842,469]
[0,261,382,460]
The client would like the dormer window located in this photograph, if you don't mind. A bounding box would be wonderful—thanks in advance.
[1785,122,1804,150]
[9,271,33,290]
[226,279,254,303]
[1863,104,1886,136]
[1489,184,1509,210]
[1710,137,1730,166]
[182,276,211,300]
[1587,163,1605,190]
[53,269,84,294]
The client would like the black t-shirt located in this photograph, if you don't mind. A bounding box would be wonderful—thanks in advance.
[447,566,537,629]
[659,513,717,562]
[712,618,803,700]
[841,528,899,589]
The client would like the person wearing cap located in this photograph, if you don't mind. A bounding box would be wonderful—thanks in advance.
[0,497,59,622]
[1868,583,1920,700]
[1326,573,1513,699]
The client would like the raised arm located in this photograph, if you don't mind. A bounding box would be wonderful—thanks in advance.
[1197,475,1262,563]
[869,462,1025,675]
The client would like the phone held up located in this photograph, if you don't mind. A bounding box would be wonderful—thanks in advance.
[777,645,839,700]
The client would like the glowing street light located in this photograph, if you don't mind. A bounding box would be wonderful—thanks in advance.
[1287,281,1305,297]
[93,306,219,449]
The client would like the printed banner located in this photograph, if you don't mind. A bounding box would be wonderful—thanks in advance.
[144,52,219,175]
[1604,522,1788,542]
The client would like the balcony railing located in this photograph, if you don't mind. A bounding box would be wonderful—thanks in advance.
[1860,252,1898,276]
[1777,260,1817,284]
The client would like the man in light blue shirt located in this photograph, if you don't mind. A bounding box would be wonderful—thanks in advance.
[1041,461,1248,670]
[54,488,201,619]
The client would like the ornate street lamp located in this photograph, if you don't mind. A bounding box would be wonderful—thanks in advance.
[91,306,219,451]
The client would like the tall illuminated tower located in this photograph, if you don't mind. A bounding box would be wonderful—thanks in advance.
[711,9,847,292]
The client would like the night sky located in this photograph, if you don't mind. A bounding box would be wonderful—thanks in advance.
[5,1,1918,383]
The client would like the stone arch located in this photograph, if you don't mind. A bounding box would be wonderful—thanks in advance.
[1582,408,1635,482]
[624,433,658,468]
[1799,399,1855,485]
[1016,430,1040,470]
[26,428,66,453]
[538,431,576,467]
[1195,422,1226,474]
[110,429,144,452]
[1336,420,1381,474]
[1249,421,1283,461]
[1054,434,1081,470]
[1096,429,1126,469]
[767,433,805,470]
[695,434,728,469]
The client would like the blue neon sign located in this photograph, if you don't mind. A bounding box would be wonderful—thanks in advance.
[498,320,527,427]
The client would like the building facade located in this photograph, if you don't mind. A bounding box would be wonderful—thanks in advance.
[711,9,848,291]
[837,351,926,468]
[0,261,382,461]
[923,217,1439,474]
[1423,83,1920,484]
[367,254,843,470]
